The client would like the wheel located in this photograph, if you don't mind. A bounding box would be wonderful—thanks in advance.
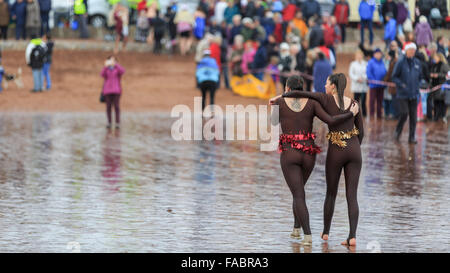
[90,15,106,28]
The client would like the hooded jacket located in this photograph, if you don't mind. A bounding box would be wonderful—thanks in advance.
[359,0,375,20]
[384,18,397,41]
[414,22,433,47]
[367,57,387,88]
[196,57,219,83]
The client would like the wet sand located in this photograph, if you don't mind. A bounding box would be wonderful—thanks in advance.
[0,113,448,252]
[0,50,356,112]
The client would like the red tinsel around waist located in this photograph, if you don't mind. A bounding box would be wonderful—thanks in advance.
[278,132,322,154]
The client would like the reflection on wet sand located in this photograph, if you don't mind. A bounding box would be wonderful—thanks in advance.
[0,113,448,252]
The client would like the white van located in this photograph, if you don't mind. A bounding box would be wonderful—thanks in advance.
[50,0,110,28]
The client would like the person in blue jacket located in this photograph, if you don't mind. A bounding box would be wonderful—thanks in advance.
[359,0,375,46]
[302,0,321,23]
[391,43,422,144]
[38,0,51,35]
[196,50,220,111]
[366,48,387,119]
[11,0,27,40]
[383,12,396,49]
[313,52,332,93]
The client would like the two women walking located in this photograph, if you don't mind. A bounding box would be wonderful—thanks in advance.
[270,73,364,247]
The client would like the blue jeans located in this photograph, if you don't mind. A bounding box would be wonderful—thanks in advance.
[420,92,428,116]
[32,69,43,91]
[221,64,230,89]
[384,99,395,117]
[360,19,373,45]
[15,24,26,40]
[43,62,51,89]
[40,11,50,35]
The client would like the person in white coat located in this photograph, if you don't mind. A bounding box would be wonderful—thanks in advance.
[214,0,228,24]
[349,49,368,117]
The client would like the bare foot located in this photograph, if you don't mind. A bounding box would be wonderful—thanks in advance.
[320,233,329,241]
[341,238,356,246]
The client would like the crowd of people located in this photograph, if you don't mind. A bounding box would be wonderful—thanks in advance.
[1,0,450,129]
[0,0,51,40]
[189,0,449,129]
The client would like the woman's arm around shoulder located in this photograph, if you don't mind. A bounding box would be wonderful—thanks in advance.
[312,99,353,126]
[283,91,329,109]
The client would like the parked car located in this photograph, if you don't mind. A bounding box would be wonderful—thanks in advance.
[49,0,110,28]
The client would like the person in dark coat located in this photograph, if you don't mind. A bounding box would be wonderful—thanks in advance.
[38,0,51,35]
[295,39,308,74]
[165,4,177,45]
[392,43,423,143]
[381,0,397,23]
[308,17,323,49]
[228,14,242,45]
[0,0,10,40]
[251,40,268,81]
[11,0,27,40]
[302,0,321,23]
[151,10,165,54]
[313,52,332,93]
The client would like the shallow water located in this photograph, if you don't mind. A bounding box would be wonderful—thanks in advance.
[0,112,448,253]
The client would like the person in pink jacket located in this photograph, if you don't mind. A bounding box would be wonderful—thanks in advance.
[101,56,125,129]
[241,40,256,75]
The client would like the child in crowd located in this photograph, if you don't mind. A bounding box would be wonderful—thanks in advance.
[135,10,149,43]
[42,33,53,90]
[267,55,280,87]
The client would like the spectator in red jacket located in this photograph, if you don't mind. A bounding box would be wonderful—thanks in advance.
[322,13,339,58]
[332,0,350,43]
[273,12,284,43]
[282,1,297,22]
[210,35,222,73]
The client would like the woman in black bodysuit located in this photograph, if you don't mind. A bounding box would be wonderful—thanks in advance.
[277,73,364,247]
[271,75,359,245]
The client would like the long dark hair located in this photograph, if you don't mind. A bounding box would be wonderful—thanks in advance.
[328,73,347,110]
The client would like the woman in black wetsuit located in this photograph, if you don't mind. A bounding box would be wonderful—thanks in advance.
[274,73,364,247]
[271,75,359,245]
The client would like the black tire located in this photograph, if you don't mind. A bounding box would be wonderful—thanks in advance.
[90,15,106,28]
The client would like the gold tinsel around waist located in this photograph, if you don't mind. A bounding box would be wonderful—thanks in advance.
[326,128,359,148]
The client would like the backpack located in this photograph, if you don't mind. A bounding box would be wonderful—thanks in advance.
[30,45,45,68]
